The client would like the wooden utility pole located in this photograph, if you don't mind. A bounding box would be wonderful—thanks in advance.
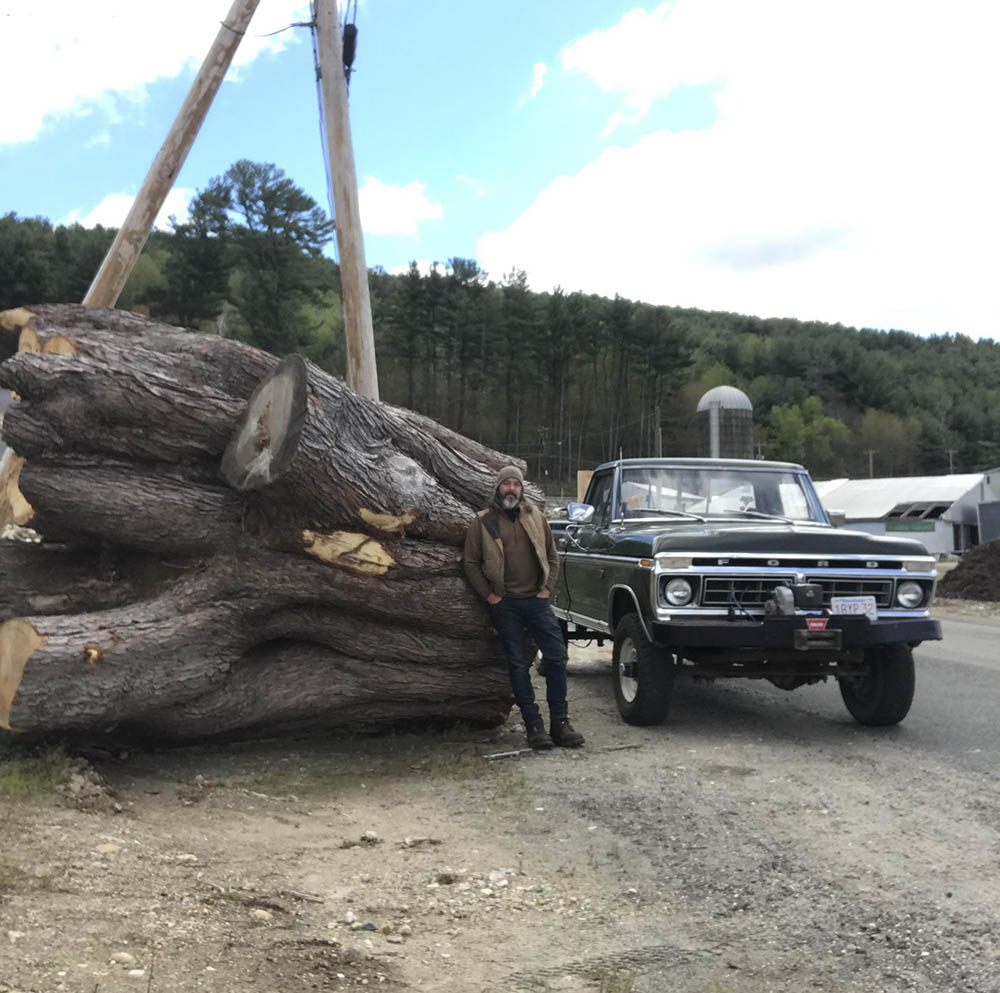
[314,0,379,400]
[83,0,261,308]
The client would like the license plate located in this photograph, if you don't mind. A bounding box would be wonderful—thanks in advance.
[830,596,877,622]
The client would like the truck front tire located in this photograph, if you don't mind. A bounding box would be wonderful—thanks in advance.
[838,643,915,726]
[612,613,674,726]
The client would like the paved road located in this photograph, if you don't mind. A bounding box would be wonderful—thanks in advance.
[547,612,1000,993]
[661,614,1000,776]
[898,617,1000,776]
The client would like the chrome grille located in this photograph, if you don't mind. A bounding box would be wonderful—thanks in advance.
[702,577,793,606]
[817,579,893,606]
[700,576,894,608]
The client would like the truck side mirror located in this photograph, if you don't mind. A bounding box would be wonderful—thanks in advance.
[567,502,595,524]
[827,508,846,527]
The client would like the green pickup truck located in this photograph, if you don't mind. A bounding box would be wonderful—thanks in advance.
[550,458,941,727]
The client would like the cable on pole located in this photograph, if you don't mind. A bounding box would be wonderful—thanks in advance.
[342,0,359,87]
[342,23,357,85]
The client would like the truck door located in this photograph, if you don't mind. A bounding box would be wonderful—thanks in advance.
[563,471,615,629]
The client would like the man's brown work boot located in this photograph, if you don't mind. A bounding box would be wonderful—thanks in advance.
[550,717,585,748]
[525,720,554,750]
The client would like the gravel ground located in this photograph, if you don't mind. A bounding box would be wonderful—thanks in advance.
[1,601,998,992]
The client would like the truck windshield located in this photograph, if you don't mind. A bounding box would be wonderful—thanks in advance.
[619,466,825,523]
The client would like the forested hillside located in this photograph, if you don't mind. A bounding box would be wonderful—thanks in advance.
[3,160,998,490]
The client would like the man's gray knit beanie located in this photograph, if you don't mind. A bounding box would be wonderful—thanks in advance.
[494,465,524,489]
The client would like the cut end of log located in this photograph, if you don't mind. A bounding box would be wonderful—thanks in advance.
[0,454,35,527]
[302,529,395,575]
[222,354,308,491]
[0,307,35,333]
[359,508,416,534]
[0,619,46,731]
[17,327,42,354]
[41,335,78,355]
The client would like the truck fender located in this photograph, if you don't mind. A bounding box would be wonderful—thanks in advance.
[608,584,655,642]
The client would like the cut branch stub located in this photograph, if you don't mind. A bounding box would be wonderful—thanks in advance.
[0,452,34,528]
[0,618,47,731]
[0,348,249,465]
[220,355,510,545]
[222,354,307,490]
[0,307,36,361]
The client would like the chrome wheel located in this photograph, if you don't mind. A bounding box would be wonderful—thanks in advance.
[611,614,673,726]
[617,636,639,703]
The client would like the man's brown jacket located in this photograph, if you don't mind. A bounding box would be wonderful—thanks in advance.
[462,502,559,601]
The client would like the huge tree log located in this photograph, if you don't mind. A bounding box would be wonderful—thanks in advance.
[0,304,531,740]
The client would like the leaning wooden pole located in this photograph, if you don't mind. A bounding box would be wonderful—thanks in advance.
[82,0,262,309]
[314,0,379,401]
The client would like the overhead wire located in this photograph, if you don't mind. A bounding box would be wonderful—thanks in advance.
[257,20,313,37]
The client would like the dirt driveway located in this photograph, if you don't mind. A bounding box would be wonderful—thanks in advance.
[2,602,999,993]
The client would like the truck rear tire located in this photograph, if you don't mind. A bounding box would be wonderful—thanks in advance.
[838,643,915,726]
[612,613,673,726]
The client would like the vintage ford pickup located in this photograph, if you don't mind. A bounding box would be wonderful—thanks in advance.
[550,458,941,727]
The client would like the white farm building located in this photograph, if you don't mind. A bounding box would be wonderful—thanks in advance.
[814,472,1000,557]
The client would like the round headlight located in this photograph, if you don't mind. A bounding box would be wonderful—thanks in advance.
[896,581,924,609]
[665,577,693,606]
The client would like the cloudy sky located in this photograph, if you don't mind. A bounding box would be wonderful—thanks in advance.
[2,0,997,339]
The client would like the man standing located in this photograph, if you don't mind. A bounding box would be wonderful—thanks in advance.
[463,466,585,750]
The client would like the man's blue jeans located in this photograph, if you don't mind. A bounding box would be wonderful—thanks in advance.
[488,596,569,725]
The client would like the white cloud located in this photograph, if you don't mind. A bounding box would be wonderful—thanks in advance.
[3,1,310,145]
[529,61,548,100]
[386,260,444,278]
[62,187,195,231]
[561,4,694,134]
[517,61,549,108]
[481,0,1000,339]
[359,177,443,237]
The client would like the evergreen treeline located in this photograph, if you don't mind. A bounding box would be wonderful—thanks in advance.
[4,160,998,489]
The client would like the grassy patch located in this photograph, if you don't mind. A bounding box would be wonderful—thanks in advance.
[0,746,73,797]
[0,853,25,894]
[240,737,493,795]
[598,969,636,993]
[206,887,247,904]
[413,748,485,780]
[492,767,527,798]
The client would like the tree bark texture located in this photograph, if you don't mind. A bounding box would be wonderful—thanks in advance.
[0,304,528,740]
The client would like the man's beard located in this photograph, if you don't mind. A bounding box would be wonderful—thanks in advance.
[500,493,520,510]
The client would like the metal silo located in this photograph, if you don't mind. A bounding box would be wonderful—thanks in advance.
[697,386,754,459]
